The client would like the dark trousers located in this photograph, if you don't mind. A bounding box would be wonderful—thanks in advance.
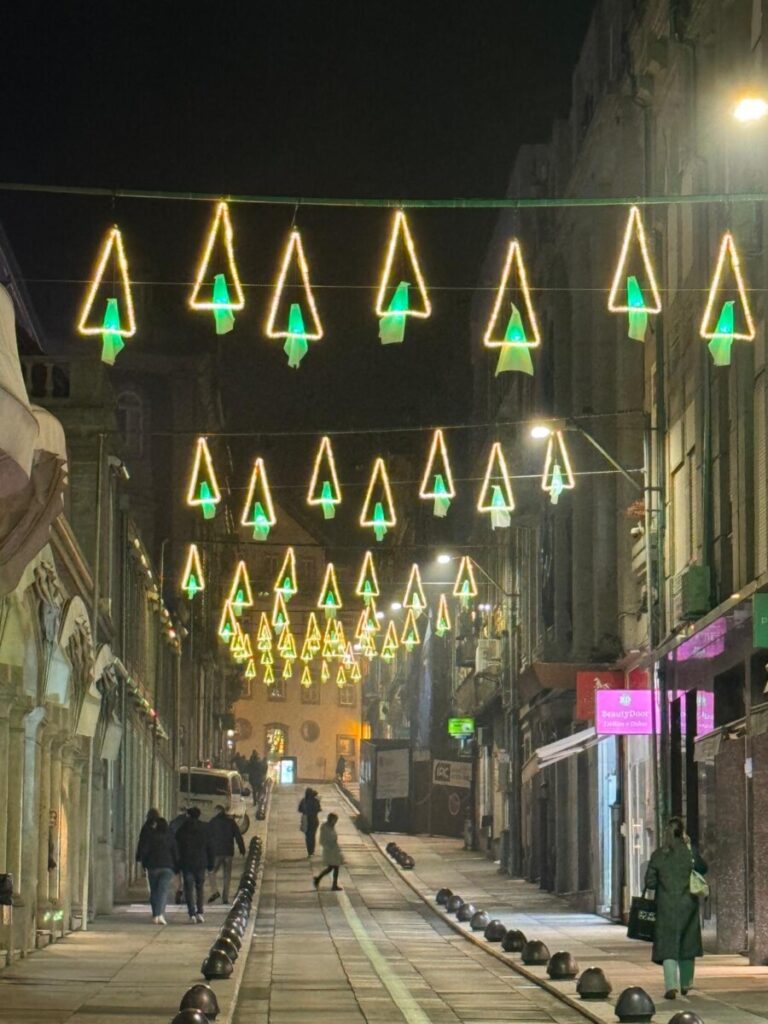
[305,822,319,856]
[316,864,340,887]
[209,855,233,901]
[183,869,206,916]
[148,867,174,917]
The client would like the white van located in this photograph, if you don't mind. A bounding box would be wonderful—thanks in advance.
[178,768,250,833]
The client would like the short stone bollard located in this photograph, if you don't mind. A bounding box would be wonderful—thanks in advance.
[201,949,234,981]
[484,919,507,943]
[171,1011,208,1024]
[212,936,238,963]
[521,939,551,965]
[614,986,655,1023]
[576,966,612,1000]
[546,951,579,980]
[445,895,464,914]
[218,925,242,950]
[501,928,526,953]
[179,983,220,1020]
[470,910,491,932]
[456,902,477,922]
[435,888,453,905]
[667,1013,706,1024]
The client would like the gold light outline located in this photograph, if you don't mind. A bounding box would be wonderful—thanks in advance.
[180,543,205,595]
[360,458,397,528]
[307,436,342,506]
[402,564,427,611]
[317,562,343,611]
[228,560,254,611]
[271,592,290,631]
[187,437,222,507]
[78,226,137,337]
[699,232,756,340]
[418,428,456,499]
[541,431,576,495]
[189,201,245,311]
[400,607,421,649]
[240,457,277,527]
[436,593,452,634]
[274,547,298,597]
[452,556,478,599]
[375,210,431,318]
[355,551,381,598]
[218,600,238,641]
[265,229,323,340]
[301,665,313,688]
[477,442,515,512]
[607,206,662,314]
[483,239,540,348]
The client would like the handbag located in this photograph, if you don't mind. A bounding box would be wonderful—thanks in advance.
[627,894,656,942]
[299,813,308,833]
[690,868,709,898]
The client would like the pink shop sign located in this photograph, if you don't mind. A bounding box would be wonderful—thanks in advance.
[596,690,656,735]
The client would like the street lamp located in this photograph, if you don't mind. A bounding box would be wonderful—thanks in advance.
[733,95,768,123]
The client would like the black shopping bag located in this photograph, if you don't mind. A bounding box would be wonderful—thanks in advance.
[627,895,656,942]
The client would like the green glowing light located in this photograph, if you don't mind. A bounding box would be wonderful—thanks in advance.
[490,485,511,530]
[373,502,388,542]
[212,273,236,335]
[198,481,217,520]
[379,280,409,344]
[709,300,735,367]
[284,302,309,368]
[183,573,200,599]
[495,303,533,376]
[320,480,336,520]
[251,501,271,541]
[626,276,649,341]
[548,463,564,505]
[100,297,125,366]
[432,473,451,518]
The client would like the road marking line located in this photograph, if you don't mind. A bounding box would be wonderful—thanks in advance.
[336,890,431,1024]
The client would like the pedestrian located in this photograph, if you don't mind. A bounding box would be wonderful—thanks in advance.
[313,812,344,891]
[135,807,159,864]
[207,804,246,904]
[335,755,346,782]
[644,815,708,1000]
[139,817,178,925]
[298,787,322,857]
[175,806,215,923]
[247,751,261,803]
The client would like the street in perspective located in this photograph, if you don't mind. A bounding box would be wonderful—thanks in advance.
[4,2,768,1023]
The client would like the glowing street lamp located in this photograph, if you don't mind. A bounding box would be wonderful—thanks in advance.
[733,95,768,123]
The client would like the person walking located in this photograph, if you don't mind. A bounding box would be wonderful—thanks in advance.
[207,804,246,904]
[644,815,708,1000]
[139,817,178,925]
[298,787,322,857]
[335,755,346,783]
[314,812,344,891]
[135,808,159,863]
[175,807,215,923]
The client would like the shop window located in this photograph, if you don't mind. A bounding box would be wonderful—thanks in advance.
[265,724,288,757]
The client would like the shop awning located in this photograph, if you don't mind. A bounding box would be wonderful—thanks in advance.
[521,726,599,783]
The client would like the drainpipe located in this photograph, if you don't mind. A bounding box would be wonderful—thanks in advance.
[81,432,106,931]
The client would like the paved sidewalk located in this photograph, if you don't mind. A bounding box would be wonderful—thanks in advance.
[375,828,768,1024]
[0,829,261,1023]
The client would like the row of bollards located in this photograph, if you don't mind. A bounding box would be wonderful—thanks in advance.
[255,779,272,821]
[385,841,415,870]
[170,833,264,1023]
[434,888,705,1023]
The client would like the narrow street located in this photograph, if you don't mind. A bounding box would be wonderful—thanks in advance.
[234,785,584,1024]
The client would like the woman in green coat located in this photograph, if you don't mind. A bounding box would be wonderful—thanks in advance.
[644,816,707,1000]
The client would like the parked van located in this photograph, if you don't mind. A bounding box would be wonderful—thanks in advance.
[178,767,250,833]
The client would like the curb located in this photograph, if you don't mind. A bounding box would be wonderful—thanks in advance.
[217,787,272,1024]
[367,831,606,1024]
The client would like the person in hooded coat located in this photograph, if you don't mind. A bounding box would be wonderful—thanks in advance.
[314,812,344,891]
[298,787,322,856]
[644,815,708,1000]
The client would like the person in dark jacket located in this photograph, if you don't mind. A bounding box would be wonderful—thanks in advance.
[175,807,215,922]
[298,788,322,857]
[644,815,708,1000]
[207,805,246,904]
[135,808,159,863]
[139,818,178,925]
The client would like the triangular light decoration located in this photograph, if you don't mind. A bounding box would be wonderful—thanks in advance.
[78,226,136,365]
[265,229,323,368]
[187,437,221,520]
[228,560,253,616]
[483,239,540,377]
[700,232,755,366]
[478,442,515,529]
[189,201,245,335]
[240,457,276,541]
[541,430,575,505]
[271,592,290,633]
[180,544,205,599]
[400,608,421,651]
[375,210,431,344]
[360,458,396,542]
[419,429,455,517]
[402,564,427,615]
[355,551,380,604]
[607,205,662,342]
[307,436,342,519]
[317,563,343,618]
[274,547,298,600]
[435,593,452,637]
[453,556,478,608]
[218,600,238,643]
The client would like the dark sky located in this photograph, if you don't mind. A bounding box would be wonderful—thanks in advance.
[1,1,596,438]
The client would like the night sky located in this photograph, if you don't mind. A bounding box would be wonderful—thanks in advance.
[1,1,596,452]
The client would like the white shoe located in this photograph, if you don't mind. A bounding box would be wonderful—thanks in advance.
[158,915,167,925]
[196,913,205,924]
[189,915,198,924]
[151,916,159,924]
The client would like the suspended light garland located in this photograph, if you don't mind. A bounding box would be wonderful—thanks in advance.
[240,457,277,540]
[245,659,257,680]
[453,556,478,608]
[305,612,322,653]
[478,442,515,529]
[282,659,294,680]
[180,543,205,599]
[271,592,290,632]
[77,225,136,365]
[321,661,331,683]
[360,457,397,542]
[257,612,273,651]
[607,205,662,342]
[317,562,343,618]
[700,232,755,366]
[218,600,238,642]
[541,430,575,504]
[350,660,362,682]
[263,664,275,686]
[189,201,245,335]
[300,635,315,663]
[400,607,421,651]
[187,437,221,520]
[228,560,254,616]
[355,551,380,604]
[274,547,298,600]
[483,239,540,377]
[277,628,297,659]
[260,648,274,666]
[402,564,427,615]
[265,229,323,368]
[307,436,342,519]
[435,593,452,637]
[375,210,431,344]
[301,665,313,688]
[419,429,455,517]
[336,665,347,688]
[381,620,399,661]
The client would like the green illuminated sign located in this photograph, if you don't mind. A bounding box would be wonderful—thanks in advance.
[448,717,475,738]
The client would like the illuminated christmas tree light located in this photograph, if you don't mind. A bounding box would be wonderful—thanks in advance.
[402,564,427,615]
[342,642,355,667]
[180,543,205,599]
[241,634,254,661]
[189,201,245,335]
[305,612,322,653]
[381,620,399,661]
[453,556,478,608]
[361,632,378,660]
[478,443,515,529]
[354,607,370,641]
[317,563,342,618]
[271,592,290,633]
[360,458,396,542]
[218,601,238,643]
[400,608,421,651]
[245,659,257,680]
[607,205,662,342]
[282,659,294,680]
[350,660,362,682]
[274,547,298,600]
[321,661,331,683]
[336,666,347,688]
[187,437,221,520]
[308,436,342,519]
[419,429,455,517]
[484,240,540,376]
[228,560,254,616]
[355,551,380,604]
[263,664,275,686]
[541,430,575,504]
[300,635,315,663]
[78,226,136,365]
[260,648,274,666]
[301,665,313,688]
[277,628,297,660]
[375,211,431,344]
[231,624,247,662]
[435,593,452,637]
[240,458,276,541]
[265,229,323,368]
[700,232,755,366]
[257,612,273,651]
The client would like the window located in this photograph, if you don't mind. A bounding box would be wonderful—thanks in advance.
[301,680,320,704]
[116,391,144,456]
[338,683,356,707]
[268,678,286,701]
[265,724,287,757]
